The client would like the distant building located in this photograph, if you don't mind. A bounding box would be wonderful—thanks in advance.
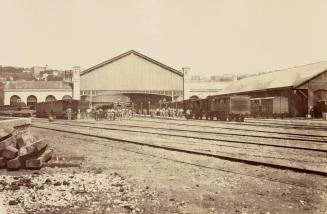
[32,66,46,75]
[0,81,73,108]
[185,74,237,99]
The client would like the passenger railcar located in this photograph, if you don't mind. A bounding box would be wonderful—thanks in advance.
[206,95,250,121]
[36,100,90,119]
[250,96,289,118]
[191,99,209,119]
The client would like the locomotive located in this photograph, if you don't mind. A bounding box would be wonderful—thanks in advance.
[35,100,90,119]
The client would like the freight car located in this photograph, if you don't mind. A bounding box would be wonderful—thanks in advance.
[36,100,90,119]
[167,95,250,121]
[192,98,209,119]
[204,95,251,121]
[0,103,34,117]
[250,96,289,118]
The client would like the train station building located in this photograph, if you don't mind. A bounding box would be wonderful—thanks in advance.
[0,81,73,109]
[0,67,81,109]
[219,61,327,117]
[80,50,183,109]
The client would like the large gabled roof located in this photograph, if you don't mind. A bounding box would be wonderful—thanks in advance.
[219,60,327,95]
[81,50,183,77]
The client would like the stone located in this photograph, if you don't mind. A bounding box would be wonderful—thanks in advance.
[63,181,70,186]
[9,199,19,206]
[54,181,61,186]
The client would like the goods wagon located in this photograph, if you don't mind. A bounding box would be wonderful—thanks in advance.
[36,100,90,119]
[191,99,209,119]
[159,95,250,122]
[250,96,289,118]
[0,103,34,117]
[206,95,251,121]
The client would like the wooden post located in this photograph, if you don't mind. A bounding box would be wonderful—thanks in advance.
[0,135,17,150]
[26,149,53,169]
[0,157,6,168]
[2,146,18,159]
[308,88,314,117]
[18,139,47,156]
[6,157,21,169]
[16,131,35,149]
[0,127,14,140]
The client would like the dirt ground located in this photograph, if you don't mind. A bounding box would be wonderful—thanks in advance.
[1,126,327,214]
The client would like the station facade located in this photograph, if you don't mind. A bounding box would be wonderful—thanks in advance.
[0,81,73,109]
[0,67,81,109]
[80,50,183,109]
[219,61,327,117]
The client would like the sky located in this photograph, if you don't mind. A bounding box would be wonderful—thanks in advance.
[0,0,327,75]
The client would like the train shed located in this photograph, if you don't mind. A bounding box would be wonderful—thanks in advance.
[220,61,327,117]
[80,50,183,109]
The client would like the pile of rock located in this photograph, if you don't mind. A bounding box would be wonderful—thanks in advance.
[0,127,52,170]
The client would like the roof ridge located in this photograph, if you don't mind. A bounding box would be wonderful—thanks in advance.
[262,60,327,74]
[81,50,183,76]
[239,60,327,80]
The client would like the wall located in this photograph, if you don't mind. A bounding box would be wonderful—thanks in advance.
[296,70,327,115]
[81,53,183,91]
[4,89,72,105]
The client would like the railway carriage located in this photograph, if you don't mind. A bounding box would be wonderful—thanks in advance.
[191,98,209,119]
[36,100,90,119]
[160,95,250,122]
[250,96,289,118]
[206,95,250,121]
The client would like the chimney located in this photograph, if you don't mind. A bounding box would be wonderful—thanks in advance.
[72,66,81,100]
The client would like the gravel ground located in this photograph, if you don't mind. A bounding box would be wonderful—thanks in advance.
[1,123,327,213]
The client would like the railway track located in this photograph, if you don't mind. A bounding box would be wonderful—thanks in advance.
[50,131,327,192]
[135,115,327,131]
[131,117,327,140]
[239,121,327,131]
[32,118,327,153]
[31,119,327,176]
[246,118,327,127]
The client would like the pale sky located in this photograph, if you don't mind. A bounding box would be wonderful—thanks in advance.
[1,0,327,75]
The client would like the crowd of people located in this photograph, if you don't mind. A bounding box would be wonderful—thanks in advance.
[65,106,191,121]
[92,108,134,121]
[137,107,190,119]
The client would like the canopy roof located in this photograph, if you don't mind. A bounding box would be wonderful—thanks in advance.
[220,61,327,94]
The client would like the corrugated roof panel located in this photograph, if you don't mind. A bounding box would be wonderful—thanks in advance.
[220,61,327,94]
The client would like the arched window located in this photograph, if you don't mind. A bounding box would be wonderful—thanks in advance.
[10,95,21,106]
[45,95,56,102]
[62,95,72,100]
[27,95,37,109]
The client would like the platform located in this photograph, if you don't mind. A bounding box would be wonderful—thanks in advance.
[0,117,31,129]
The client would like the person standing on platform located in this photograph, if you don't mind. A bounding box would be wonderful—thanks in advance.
[95,108,99,121]
[86,108,91,120]
[186,109,191,120]
[66,107,72,120]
